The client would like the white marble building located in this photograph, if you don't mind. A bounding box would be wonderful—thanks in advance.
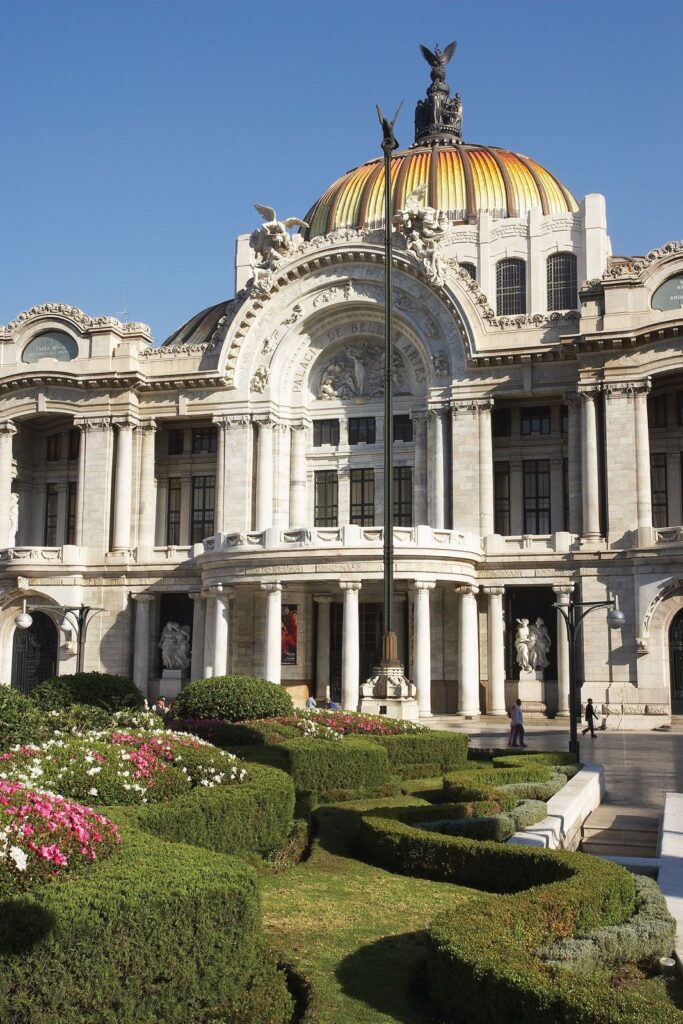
[2,50,683,723]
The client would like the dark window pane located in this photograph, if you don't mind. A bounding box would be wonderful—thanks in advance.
[523,460,550,534]
[348,417,376,445]
[66,482,77,545]
[393,466,412,526]
[494,463,510,535]
[648,396,667,429]
[46,434,61,462]
[521,407,551,436]
[191,427,217,454]
[393,415,413,442]
[68,429,80,461]
[496,259,526,316]
[492,408,511,437]
[191,475,215,542]
[350,468,374,526]
[314,470,338,526]
[313,420,340,447]
[167,477,182,545]
[44,483,58,545]
[547,252,577,311]
[168,429,185,455]
[561,404,569,434]
[651,453,668,528]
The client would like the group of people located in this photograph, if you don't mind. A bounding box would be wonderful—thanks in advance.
[305,696,340,710]
[507,697,607,747]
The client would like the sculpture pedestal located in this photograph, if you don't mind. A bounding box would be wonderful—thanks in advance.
[513,669,547,716]
[158,669,186,702]
[359,663,419,722]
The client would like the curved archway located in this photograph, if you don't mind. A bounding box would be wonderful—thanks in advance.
[669,609,683,713]
[11,611,58,695]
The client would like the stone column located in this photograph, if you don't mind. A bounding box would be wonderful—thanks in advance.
[457,585,480,716]
[340,581,361,711]
[132,593,155,698]
[634,381,653,535]
[213,416,230,535]
[289,423,307,528]
[314,595,333,701]
[255,418,274,532]
[261,582,282,684]
[203,592,216,678]
[553,585,573,717]
[137,421,157,554]
[478,400,494,537]
[428,409,445,529]
[413,582,435,717]
[567,396,582,534]
[111,419,135,552]
[189,592,206,681]
[412,413,428,526]
[0,421,16,547]
[580,388,601,539]
[75,418,112,553]
[484,587,506,715]
[451,402,482,536]
[212,585,230,677]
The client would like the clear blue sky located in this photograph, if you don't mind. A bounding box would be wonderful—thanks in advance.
[2,0,681,343]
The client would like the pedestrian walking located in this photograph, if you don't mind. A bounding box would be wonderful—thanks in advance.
[582,697,599,738]
[511,699,526,747]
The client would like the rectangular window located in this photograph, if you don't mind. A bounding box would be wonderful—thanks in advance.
[44,483,58,546]
[191,427,217,454]
[523,460,551,534]
[314,470,338,526]
[348,417,376,445]
[492,408,511,437]
[393,466,412,526]
[350,468,374,525]
[46,434,61,461]
[648,395,667,429]
[313,419,340,447]
[167,477,182,545]
[67,428,80,461]
[494,462,510,535]
[66,482,77,545]
[393,415,413,442]
[651,453,668,528]
[168,429,185,455]
[191,475,215,542]
[560,404,569,434]
[521,407,551,436]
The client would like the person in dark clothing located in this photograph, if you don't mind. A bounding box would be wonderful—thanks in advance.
[582,697,599,738]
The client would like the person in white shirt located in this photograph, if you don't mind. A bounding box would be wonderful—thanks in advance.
[511,699,526,748]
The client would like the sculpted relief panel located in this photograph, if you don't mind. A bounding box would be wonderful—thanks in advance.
[317,343,408,400]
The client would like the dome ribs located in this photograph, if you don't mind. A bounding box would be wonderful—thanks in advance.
[458,146,477,223]
[487,147,518,219]
[514,152,550,215]
[357,160,385,230]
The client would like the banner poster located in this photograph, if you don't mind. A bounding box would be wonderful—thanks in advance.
[281,604,298,665]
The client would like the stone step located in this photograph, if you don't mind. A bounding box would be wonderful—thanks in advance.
[582,839,659,858]
[581,805,661,858]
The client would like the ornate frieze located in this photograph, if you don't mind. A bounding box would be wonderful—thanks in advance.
[318,342,407,400]
[2,304,151,338]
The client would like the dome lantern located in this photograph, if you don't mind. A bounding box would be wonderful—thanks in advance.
[413,41,463,147]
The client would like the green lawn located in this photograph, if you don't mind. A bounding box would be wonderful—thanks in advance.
[260,790,476,1024]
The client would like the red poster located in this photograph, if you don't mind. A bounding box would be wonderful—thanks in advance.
[281,604,297,665]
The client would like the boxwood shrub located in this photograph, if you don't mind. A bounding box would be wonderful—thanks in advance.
[0,687,44,752]
[272,736,391,795]
[171,675,294,721]
[371,731,468,775]
[170,717,301,746]
[30,671,144,711]
[442,765,555,802]
[137,762,295,857]
[0,823,291,1024]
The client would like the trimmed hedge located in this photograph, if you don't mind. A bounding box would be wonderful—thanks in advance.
[170,718,301,746]
[137,762,295,857]
[0,687,44,752]
[30,672,144,711]
[0,823,291,1024]
[270,737,391,795]
[171,675,293,722]
[493,751,578,769]
[371,731,468,774]
[443,765,555,803]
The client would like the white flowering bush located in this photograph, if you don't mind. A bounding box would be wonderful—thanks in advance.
[0,780,120,895]
[0,729,247,806]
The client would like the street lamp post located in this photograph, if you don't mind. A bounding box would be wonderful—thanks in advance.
[552,597,625,759]
[14,602,103,674]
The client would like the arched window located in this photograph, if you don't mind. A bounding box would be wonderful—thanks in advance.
[547,252,577,311]
[460,262,476,281]
[496,259,526,316]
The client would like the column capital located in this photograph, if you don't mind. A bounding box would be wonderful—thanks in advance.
[314,593,334,604]
[451,398,493,414]
[603,379,651,399]
[290,421,308,433]
[455,584,479,596]
[482,586,505,596]
[576,384,601,400]
[254,416,276,429]
[0,421,17,436]
[213,584,234,602]
[412,580,435,592]
[74,417,111,432]
[260,581,282,593]
[138,419,157,434]
[131,591,155,604]
[339,581,361,593]
[410,410,428,424]
[427,406,445,421]
[212,414,232,430]
[112,417,137,431]
[552,584,574,600]
[188,591,204,603]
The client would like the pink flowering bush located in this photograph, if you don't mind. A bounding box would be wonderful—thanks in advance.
[0,729,247,806]
[0,779,120,895]
[294,708,427,736]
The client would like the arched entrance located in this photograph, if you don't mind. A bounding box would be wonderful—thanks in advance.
[669,610,683,714]
[11,611,58,695]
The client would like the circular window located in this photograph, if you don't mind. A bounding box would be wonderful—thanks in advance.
[22,330,78,364]
[652,274,683,312]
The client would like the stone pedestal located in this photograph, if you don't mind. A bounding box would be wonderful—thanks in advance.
[359,663,419,721]
[511,669,547,715]
[159,668,185,701]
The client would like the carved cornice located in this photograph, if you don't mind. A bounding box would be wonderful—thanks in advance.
[74,417,111,432]
[603,379,650,398]
[1,303,151,338]
[451,397,494,413]
[602,241,683,280]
